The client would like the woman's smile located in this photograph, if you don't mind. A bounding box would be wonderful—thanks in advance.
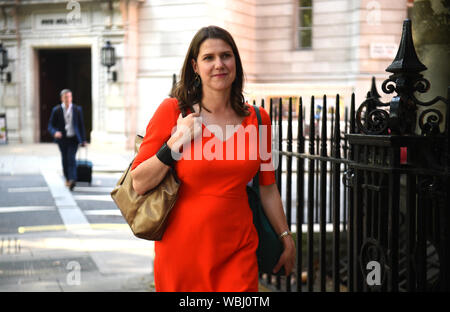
[212,73,227,78]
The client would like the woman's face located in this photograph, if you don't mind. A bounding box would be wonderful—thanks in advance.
[191,38,236,94]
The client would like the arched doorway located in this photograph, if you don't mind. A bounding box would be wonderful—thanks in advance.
[39,48,92,142]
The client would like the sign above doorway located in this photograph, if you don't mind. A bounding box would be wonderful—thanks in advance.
[33,12,88,30]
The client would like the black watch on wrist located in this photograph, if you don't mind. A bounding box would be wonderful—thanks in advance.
[156,142,177,167]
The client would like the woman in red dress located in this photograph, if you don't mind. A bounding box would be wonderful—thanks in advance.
[130,26,295,292]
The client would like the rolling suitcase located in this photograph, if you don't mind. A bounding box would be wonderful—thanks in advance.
[76,147,93,185]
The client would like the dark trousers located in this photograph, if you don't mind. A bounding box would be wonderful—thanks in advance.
[57,136,79,182]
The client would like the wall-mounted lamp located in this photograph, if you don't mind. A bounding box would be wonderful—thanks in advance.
[0,43,11,84]
[101,40,117,82]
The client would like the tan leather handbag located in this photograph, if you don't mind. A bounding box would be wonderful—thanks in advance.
[110,134,180,240]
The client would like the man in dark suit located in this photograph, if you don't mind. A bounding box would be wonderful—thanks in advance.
[48,89,87,191]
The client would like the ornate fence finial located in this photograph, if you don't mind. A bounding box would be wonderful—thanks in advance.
[356,19,448,136]
[382,19,429,135]
[385,19,427,75]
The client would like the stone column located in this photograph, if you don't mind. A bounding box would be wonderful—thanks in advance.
[412,0,450,291]
[412,0,450,133]
[120,0,141,150]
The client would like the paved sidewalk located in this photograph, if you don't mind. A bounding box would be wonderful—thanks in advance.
[0,142,155,292]
[0,229,155,292]
[0,142,272,292]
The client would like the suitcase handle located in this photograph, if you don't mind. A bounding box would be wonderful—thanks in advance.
[77,146,88,161]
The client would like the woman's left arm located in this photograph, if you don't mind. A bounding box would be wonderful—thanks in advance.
[259,182,296,276]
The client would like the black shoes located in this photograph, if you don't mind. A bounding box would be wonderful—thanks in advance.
[69,180,76,191]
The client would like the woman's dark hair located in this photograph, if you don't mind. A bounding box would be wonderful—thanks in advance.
[171,25,249,117]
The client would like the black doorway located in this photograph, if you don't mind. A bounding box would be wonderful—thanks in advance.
[39,48,92,142]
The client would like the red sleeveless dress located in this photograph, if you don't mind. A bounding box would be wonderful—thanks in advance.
[131,98,275,291]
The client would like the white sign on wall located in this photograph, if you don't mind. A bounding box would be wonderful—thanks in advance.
[33,12,88,30]
[370,43,398,59]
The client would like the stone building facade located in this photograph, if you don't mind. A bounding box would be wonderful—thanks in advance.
[0,0,408,148]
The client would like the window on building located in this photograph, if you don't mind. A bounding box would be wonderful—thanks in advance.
[298,0,313,49]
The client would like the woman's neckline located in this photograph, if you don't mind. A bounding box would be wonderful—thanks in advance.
[194,103,252,143]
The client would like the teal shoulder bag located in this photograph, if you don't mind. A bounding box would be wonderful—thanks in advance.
[247,105,285,275]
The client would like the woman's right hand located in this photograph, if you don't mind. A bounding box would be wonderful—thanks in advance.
[132,104,201,195]
[167,104,202,152]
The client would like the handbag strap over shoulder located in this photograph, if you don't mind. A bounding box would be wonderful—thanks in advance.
[127,103,188,179]
[252,105,263,190]
[131,103,187,168]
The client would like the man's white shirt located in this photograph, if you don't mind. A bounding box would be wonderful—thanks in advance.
[61,103,75,137]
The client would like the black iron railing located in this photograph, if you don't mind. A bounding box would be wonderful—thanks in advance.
[256,19,449,292]
[169,19,449,292]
